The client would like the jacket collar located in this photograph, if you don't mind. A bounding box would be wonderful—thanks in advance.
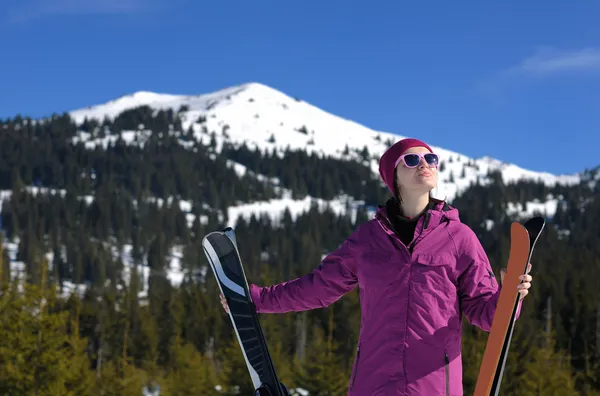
[375,196,460,236]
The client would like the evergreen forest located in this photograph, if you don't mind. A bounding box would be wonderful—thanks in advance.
[1,106,599,395]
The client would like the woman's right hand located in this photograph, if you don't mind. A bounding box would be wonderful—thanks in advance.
[219,293,229,313]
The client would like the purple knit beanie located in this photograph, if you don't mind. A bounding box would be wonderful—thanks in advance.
[378,138,433,196]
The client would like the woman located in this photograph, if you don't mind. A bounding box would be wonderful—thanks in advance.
[220,138,533,395]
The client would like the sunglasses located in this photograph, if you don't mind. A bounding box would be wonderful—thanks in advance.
[395,153,440,169]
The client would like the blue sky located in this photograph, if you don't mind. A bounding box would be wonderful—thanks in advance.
[1,0,599,175]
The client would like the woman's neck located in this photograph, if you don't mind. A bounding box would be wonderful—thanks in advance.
[399,193,430,219]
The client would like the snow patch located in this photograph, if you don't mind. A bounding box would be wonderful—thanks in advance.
[506,198,558,220]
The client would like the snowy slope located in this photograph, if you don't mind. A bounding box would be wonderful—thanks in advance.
[69,82,581,205]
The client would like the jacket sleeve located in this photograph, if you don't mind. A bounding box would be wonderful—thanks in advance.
[457,229,523,332]
[249,230,359,314]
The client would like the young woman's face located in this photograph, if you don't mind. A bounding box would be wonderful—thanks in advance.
[394,146,438,196]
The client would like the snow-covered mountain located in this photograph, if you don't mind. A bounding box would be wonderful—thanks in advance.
[69,82,581,206]
[4,82,593,305]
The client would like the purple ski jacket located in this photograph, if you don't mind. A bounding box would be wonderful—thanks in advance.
[249,201,523,395]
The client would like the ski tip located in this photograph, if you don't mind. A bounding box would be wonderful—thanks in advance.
[201,230,222,244]
[201,228,239,251]
[223,228,239,249]
[524,216,545,226]
[523,216,545,236]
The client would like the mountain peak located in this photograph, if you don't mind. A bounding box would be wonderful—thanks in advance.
[68,81,583,202]
[69,83,252,124]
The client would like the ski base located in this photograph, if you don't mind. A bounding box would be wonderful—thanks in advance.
[203,227,291,396]
[474,216,545,396]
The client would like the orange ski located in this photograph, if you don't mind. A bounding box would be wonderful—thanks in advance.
[474,217,545,396]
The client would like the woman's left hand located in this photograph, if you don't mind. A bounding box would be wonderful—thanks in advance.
[500,263,532,301]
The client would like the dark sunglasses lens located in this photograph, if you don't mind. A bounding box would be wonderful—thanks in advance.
[424,154,439,165]
[404,154,421,167]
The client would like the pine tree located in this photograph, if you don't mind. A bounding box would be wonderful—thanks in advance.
[216,336,255,395]
[511,332,579,395]
[94,360,149,396]
[161,336,218,395]
[63,296,96,395]
[291,310,349,395]
[0,273,95,395]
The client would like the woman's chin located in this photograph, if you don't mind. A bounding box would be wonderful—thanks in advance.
[414,175,437,189]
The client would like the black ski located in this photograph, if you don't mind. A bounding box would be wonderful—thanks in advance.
[202,227,290,396]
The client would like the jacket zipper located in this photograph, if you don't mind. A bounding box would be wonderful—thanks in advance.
[408,212,431,253]
[376,209,434,391]
[445,352,450,396]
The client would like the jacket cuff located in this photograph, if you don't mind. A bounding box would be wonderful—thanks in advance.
[249,283,262,313]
